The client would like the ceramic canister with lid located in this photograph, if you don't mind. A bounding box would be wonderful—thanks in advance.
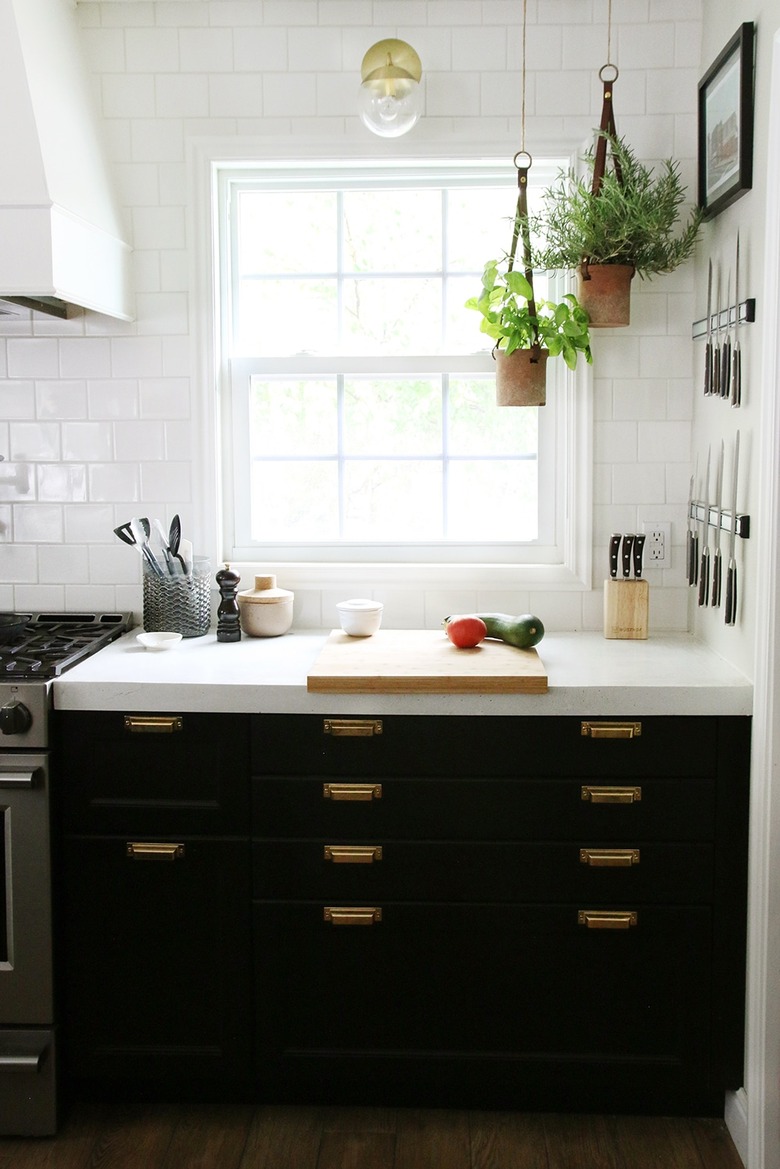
[237,574,294,637]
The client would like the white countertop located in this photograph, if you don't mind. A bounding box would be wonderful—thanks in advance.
[52,629,753,717]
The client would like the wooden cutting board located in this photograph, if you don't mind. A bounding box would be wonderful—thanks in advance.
[307,629,548,694]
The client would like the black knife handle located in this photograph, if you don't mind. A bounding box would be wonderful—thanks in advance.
[609,534,621,579]
[731,346,741,408]
[711,549,722,607]
[689,531,699,586]
[712,346,721,397]
[704,341,712,395]
[698,548,710,607]
[633,534,646,578]
[725,559,737,625]
[721,340,731,397]
[621,535,634,578]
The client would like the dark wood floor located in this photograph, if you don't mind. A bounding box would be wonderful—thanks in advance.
[0,1103,745,1169]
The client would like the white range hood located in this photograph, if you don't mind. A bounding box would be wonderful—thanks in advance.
[0,0,132,320]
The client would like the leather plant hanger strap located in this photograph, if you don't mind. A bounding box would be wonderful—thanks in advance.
[508,151,541,357]
[591,63,622,196]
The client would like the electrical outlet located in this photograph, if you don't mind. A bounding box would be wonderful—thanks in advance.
[642,521,672,569]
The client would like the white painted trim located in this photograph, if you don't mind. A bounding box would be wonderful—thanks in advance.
[725,1088,748,1168]
[745,27,780,1169]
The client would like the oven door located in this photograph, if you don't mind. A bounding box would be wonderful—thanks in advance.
[0,753,52,1023]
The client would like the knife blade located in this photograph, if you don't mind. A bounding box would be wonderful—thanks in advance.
[731,233,742,408]
[698,445,711,606]
[712,268,721,398]
[721,271,732,397]
[724,431,740,626]
[704,259,713,396]
[609,533,622,579]
[711,439,724,607]
[633,533,646,578]
[621,534,635,579]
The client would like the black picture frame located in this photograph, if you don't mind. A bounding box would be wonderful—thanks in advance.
[698,22,754,219]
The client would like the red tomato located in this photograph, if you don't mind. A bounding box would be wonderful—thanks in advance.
[445,615,487,649]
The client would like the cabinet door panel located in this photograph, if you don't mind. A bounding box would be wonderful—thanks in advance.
[56,712,250,835]
[254,901,713,1105]
[253,775,715,842]
[61,836,252,1090]
[253,841,713,904]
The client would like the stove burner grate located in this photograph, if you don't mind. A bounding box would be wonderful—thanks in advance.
[0,614,133,679]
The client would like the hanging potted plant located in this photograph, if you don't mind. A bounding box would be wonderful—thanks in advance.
[535,133,702,327]
[465,259,592,406]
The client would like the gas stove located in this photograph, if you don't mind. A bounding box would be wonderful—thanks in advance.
[0,613,134,748]
[0,612,133,680]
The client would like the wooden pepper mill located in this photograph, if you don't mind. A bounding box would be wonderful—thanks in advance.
[216,564,242,642]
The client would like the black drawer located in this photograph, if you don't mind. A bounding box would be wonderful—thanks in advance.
[251,715,716,779]
[253,774,716,842]
[252,839,713,903]
[56,711,251,835]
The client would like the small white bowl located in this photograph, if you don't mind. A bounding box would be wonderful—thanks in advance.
[137,631,183,652]
[336,598,383,637]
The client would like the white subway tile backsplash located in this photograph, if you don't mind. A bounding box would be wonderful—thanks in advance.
[102,74,156,117]
[37,465,88,503]
[88,462,140,503]
[10,424,61,461]
[179,27,234,72]
[59,339,113,380]
[139,460,192,502]
[263,73,318,117]
[61,423,114,463]
[111,338,165,380]
[138,378,190,418]
[7,340,60,379]
[64,504,117,544]
[130,118,186,163]
[13,505,64,544]
[233,27,288,72]
[0,382,36,419]
[88,380,140,420]
[612,463,666,505]
[39,544,90,584]
[89,545,142,585]
[156,74,210,117]
[126,27,180,72]
[638,420,691,463]
[115,421,166,462]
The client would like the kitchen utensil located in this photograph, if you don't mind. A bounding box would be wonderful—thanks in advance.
[711,440,724,608]
[704,259,713,396]
[731,233,742,408]
[698,445,711,607]
[721,271,732,397]
[633,533,646,578]
[178,538,193,577]
[609,533,621,579]
[130,517,165,576]
[167,514,187,575]
[152,518,179,575]
[725,431,740,626]
[620,534,634,579]
[687,459,699,586]
[712,268,721,397]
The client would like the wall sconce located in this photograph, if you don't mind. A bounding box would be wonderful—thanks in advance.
[358,39,423,138]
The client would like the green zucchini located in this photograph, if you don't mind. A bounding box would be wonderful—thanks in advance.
[473,613,544,649]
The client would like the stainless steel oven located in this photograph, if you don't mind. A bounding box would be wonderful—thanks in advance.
[0,614,132,1135]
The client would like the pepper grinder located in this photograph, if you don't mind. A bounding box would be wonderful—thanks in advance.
[216,564,242,642]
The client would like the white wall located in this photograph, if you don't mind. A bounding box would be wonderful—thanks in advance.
[0,0,702,634]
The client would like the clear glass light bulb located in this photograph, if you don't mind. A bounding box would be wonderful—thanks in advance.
[358,77,422,138]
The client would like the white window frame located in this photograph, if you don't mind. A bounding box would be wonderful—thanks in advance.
[190,139,593,593]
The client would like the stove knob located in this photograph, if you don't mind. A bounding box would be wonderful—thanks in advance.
[0,699,33,736]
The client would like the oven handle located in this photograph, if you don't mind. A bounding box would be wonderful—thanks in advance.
[0,1036,50,1071]
[0,770,34,787]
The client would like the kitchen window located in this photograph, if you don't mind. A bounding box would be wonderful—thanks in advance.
[217,159,591,579]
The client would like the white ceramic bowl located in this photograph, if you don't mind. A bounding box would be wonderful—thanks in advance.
[336,598,384,637]
[137,631,183,652]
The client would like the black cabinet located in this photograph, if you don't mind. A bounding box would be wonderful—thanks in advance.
[54,712,252,1098]
[251,714,750,1114]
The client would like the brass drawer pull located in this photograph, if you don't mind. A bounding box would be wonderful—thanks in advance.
[324,719,383,737]
[581,785,642,804]
[581,721,642,740]
[323,783,383,801]
[124,715,183,734]
[126,842,185,860]
[324,845,383,864]
[578,910,638,930]
[580,848,640,867]
[323,906,382,926]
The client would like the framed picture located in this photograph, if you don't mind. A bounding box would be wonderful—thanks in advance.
[698,23,754,219]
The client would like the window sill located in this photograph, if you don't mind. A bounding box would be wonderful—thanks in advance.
[228,561,591,592]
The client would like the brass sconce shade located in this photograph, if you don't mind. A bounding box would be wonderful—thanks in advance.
[358,38,423,138]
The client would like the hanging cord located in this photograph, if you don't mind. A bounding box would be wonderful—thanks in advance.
[591,0,621,195]
[504,0,540,357]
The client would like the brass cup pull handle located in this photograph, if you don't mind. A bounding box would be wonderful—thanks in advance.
[126,842,185,860]
[323,719,383,737]
[324,845,382,864]
[581,785,642,804]
[580,848,640,867]
[578,910,638,930]
[124,715,183,734]
[323,783,383,802]
[323,906,382,926]
[581,721,642,739]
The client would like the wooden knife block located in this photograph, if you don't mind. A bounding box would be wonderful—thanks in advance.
[603,579,649,640]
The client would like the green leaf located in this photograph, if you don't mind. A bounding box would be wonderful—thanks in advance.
[505,270,534,299]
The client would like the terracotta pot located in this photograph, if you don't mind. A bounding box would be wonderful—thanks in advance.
[495,348,548,407]
[577,263,635,328]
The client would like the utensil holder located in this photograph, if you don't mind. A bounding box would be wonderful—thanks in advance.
[603,579,649,640]
[143,557,211,637]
